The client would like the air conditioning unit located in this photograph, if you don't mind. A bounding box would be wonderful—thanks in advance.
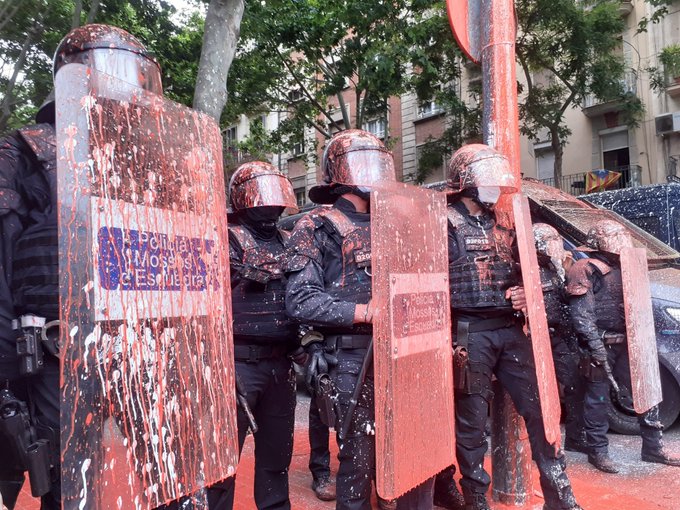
[655,111,680,135]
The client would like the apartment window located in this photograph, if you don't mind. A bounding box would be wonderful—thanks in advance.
[535,147,555,181]
[417,99,444,119]
[295,188,306,208]
[600,130,630,170]
[225,126,237,148]
[363,118,387,139]
[288,89,304,103]
[292,140,305,157]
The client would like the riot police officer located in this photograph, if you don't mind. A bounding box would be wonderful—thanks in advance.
[533,223,586,453]
[285,129,435,510]
[0,24,170,509]
[446,145,581,510]
[206,161,301,510]
[566,219,680,473]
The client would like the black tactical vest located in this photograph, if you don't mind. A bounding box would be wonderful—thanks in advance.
[447,202,518,310]
[11,124,59,320]
[230,224,293,342]
[590,262,625,333]
[318,207,372,306]
[539,265,567,328]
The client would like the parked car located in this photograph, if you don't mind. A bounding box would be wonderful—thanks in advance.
[580,178,680,251]
[523,178,680,433]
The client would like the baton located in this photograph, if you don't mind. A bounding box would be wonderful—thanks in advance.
[338,338,373,441]
[604,360,636,416]
[235,373,258,433]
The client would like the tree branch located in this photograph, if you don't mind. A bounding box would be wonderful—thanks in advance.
[0,0,24,33]
[275,46,343,132]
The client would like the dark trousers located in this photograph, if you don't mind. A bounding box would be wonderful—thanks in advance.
[583,343,663,455]
[331,346,434,510]
[454,322,577,510]
[29,357,61,510]
[309,394,331,482]
[207,356,296,510]
[551,336,585,443]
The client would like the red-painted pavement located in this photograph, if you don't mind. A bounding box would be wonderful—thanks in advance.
[14,414,680,509]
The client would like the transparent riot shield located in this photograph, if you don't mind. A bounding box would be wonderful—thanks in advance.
[620,247,662,414]
[512,193,561,448]
[371,181,454,500]
[55,64,238,509]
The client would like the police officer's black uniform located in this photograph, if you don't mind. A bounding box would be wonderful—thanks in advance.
[286,197,434,510]
[0,106,61,509]
[207,215,298,510]
[537,260,585,452]
[566,257,680,469]
[447,200,578,510]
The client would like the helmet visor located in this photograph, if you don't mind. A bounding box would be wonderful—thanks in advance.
[333,149,396,187]
[231,173,299,212]
[62,48,163,95]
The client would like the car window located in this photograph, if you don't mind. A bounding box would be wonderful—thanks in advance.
[628,215,663,241]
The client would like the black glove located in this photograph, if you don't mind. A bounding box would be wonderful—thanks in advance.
[305,342,337,392]
[590,343,608,366]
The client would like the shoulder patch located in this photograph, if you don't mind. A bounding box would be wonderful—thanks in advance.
[446,206,467,229]
[17,124,56,163]
[318,207,357,237]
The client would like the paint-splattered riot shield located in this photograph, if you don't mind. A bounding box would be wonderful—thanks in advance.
[511,194,561,449]
[371,182,454,500]
[55,64,238,509]
[620,247,662,413]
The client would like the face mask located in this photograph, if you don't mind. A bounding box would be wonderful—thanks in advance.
[476,186,501,210]
[243,206,284,235]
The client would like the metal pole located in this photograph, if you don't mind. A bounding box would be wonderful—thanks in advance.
[480,0,533,503]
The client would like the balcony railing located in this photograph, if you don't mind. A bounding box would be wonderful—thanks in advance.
[583,69,637,111]
[539,165,642,196]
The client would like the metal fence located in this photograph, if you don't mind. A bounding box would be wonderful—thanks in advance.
[539,165,642,196]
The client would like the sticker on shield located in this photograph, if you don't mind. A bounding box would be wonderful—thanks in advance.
[371,181,455,500]
[56,64,238,510]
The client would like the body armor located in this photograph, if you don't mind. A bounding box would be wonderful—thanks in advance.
[11,124,59,321]
[447,202,518,310]
[539,265,567,329]
[318,208,372,306]
[567,258,624,333]
[230,225,293,342]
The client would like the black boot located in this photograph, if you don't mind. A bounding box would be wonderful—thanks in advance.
[641,448,680,467]
[588,452,619,473]
[433,467,465,510]
[563,435,589,454]
[462,491,490,510]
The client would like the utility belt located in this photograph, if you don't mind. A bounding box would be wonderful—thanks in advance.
[324,334,372,351]
[233,343,290,362]
[12,315,60,376]
[451,314,517,400]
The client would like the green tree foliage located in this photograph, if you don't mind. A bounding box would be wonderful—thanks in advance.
[226,0,478,175]
[515,0,644,183]
[0,0,204,135]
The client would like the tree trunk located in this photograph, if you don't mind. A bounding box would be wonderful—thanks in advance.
[193,0,245,122]
[550,125,563,189]
[86,0,101,23]
[72,0,83,28]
